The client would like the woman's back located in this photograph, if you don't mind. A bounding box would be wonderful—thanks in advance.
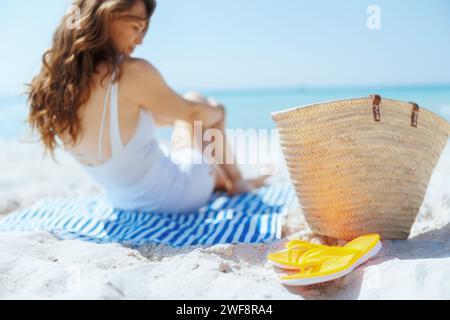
[58,59,216,214]
[60,61,146,167]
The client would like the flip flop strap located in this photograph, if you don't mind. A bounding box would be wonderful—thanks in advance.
[297,247,361,273]
[286,241,325,265]
[286,240,325,250]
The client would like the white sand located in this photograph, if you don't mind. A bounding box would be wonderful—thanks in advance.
[1,138,450,300]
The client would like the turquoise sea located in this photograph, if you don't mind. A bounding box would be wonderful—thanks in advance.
[1,85,450,141]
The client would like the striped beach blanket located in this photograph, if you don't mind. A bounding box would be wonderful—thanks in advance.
[0,184,296,248]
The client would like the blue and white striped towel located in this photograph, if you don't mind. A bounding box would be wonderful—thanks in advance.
[0,184,296,248]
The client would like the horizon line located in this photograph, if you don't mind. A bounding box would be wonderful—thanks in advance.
[1,82,450,100]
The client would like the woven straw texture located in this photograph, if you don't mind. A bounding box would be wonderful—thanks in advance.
[272,95,450,240]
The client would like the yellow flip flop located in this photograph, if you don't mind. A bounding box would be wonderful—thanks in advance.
[280,234,382,286]
[267,240,327,270]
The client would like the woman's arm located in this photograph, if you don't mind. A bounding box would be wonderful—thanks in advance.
[127,58,224,128]
[152,113,175,128]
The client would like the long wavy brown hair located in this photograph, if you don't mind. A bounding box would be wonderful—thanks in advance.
[27,0,156,161]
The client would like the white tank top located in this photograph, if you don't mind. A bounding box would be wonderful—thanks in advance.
[66,70,189,212]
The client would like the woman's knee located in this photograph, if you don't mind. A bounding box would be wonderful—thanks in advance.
[183,92,225,110]
[183,92,227,126]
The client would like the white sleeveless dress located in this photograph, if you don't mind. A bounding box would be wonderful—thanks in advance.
[65,71,216,214]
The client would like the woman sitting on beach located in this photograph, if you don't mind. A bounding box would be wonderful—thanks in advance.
[27,0,265,214]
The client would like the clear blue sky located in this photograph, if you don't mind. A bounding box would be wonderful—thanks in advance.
[0,0,449,96]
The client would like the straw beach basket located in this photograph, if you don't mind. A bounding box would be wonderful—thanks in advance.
[272,95,450,240]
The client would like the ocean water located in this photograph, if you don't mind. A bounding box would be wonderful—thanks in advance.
[1,85,450,141]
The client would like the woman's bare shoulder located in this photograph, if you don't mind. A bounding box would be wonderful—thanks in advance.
[117,57,163,106]
[120,57,160,81]
[119,57,175,108]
